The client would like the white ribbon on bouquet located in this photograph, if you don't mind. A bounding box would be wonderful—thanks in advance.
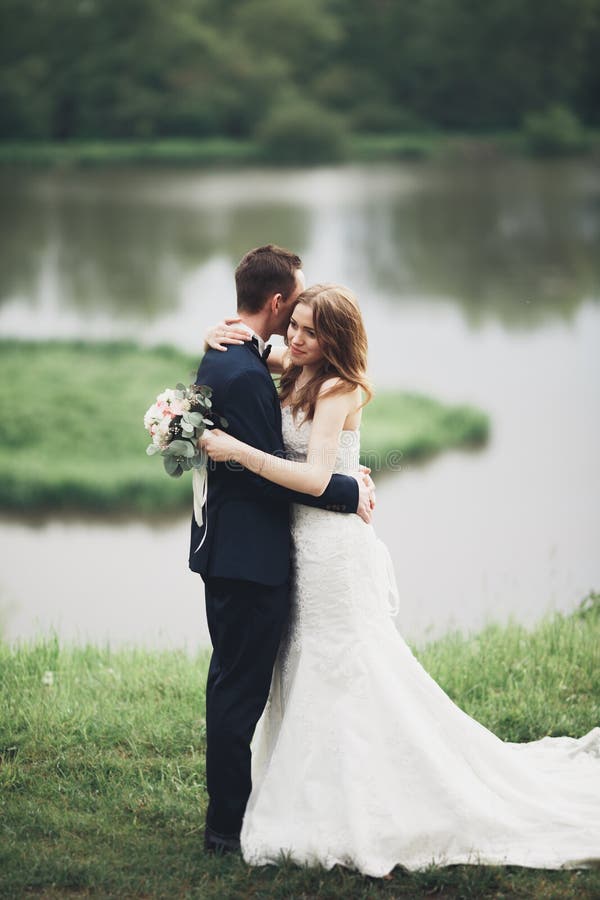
[192,464,209,552]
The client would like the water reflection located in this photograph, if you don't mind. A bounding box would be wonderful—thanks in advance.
[0,168,311,320]
[382,161,600,326]
[0,161,598,332]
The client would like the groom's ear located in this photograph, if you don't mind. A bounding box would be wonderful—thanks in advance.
[270,292,283,313]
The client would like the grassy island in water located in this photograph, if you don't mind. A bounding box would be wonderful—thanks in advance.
[0,339,489,515]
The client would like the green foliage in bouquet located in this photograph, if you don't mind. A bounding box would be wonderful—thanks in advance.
[144,383,227,479]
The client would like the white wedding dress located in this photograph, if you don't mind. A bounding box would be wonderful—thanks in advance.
[241,406,600,876]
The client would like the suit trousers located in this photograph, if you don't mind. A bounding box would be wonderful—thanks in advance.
[204,575,290,836]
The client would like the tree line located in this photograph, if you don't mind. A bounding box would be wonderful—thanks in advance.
[1,0,598,142]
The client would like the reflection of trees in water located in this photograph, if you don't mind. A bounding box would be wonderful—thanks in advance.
[222,205,311,271]
[354,161,600,329]
[0,171,310,320]
[0,163,598,330]
[0,174,213,316]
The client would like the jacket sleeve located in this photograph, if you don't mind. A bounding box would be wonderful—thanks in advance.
[215,368,359,513]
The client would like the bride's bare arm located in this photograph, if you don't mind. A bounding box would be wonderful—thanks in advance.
[204,317,250,351]
[201,381,359,496]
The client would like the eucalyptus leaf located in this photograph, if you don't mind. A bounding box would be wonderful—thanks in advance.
[176,383,187,392]
[146,444,160,456]
[203,418,214,426]
[204,398,212,408]
[180,458,192,471]
[164,455,179,476]
[220,417,229,429]
[186,412,204,426]
[169,439,194,457]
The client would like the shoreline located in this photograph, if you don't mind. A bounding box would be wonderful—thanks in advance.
[1,130,599,169]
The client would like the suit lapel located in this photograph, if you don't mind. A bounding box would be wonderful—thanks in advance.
[242,342,281,430]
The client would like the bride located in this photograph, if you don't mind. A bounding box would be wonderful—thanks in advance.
[201,283,600,876]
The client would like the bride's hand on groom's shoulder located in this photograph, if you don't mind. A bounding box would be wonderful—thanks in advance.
[204,317,251,352]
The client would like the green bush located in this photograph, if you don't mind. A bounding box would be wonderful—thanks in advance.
[522,105,585,157]
[350,102,427,135]
[255,99,348,164]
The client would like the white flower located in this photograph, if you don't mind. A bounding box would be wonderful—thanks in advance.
[169,397,190,416]
[42,670,54,687]
[153,432,169,450]
[144,403,164,430]
[156,388,177,405]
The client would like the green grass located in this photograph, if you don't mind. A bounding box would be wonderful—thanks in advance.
[1,594,598,898]
[0,138,261,168]
[0,338,489,515]
[349,128,600,161]
[1,129,599,168]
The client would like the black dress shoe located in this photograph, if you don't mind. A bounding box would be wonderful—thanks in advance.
[204,825,241,855]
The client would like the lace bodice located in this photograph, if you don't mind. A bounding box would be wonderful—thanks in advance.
[281,404,360,476]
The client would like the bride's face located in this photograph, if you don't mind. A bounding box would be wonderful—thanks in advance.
[288,303,323,367]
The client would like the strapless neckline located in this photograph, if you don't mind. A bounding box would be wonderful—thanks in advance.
[281,403,359,435]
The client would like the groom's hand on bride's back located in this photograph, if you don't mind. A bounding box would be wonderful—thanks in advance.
[354,469,376,524]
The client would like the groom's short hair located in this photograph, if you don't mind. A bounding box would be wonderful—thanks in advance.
[236,244,302,314]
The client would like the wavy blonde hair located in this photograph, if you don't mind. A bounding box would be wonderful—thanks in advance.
[279,283,373,421]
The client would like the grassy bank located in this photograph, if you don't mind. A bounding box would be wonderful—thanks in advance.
[0,339,489,515]
[1,129,599,168]
[0,138,260,169]
[1,595,598,898]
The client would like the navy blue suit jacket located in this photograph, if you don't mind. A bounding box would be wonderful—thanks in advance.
[188,340,359,586]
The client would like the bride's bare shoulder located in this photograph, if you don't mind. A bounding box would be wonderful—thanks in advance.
[318,377,361,403]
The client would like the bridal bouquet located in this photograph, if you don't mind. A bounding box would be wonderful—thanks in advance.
[144,383,227,528]
[144,383,225,476]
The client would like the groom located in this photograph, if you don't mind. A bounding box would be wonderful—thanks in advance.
[189,244,374,854]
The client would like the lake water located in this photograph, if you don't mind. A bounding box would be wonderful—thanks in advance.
[1,160,599,649]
